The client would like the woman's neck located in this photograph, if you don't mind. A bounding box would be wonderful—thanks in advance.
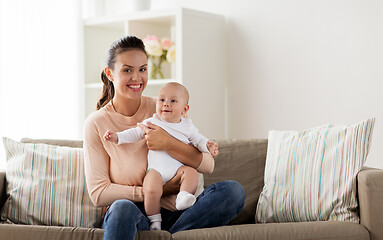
[112,95,142,117]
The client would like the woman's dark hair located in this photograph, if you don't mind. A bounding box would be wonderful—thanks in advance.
[96,35,147,110]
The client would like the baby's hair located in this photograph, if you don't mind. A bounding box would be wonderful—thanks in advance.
[163,82,189,104]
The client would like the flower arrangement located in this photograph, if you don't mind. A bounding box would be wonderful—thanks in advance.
[143,35,176,79]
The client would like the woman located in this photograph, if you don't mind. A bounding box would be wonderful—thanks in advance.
[83,35,245,240]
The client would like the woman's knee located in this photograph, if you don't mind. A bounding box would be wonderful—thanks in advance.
[106,199,141,220]
[102,199,149,235]
[225,180,245,198]
[208,180,245,208]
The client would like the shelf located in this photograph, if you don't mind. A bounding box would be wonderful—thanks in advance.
[83,8,223,26]
[83,8,178,26]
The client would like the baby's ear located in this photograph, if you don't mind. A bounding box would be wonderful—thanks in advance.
[182,104,190,117]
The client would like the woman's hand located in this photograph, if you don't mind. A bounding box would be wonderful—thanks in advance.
[139,122,203,169]
[162,170,183,196]
[138,122,171,151]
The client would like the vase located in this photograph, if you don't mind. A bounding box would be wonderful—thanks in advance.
[149,56,164,79]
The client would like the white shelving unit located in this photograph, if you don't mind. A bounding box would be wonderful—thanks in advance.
[82,8,226,139]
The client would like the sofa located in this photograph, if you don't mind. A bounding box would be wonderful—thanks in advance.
[0,138,382,240]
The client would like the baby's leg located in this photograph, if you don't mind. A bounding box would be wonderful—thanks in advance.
[176,166,199,211]
[178,166,199,194]
[143,169,163,230]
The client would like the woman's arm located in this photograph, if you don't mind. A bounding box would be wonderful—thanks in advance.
[139,122,214,173]
[84,117,144,207]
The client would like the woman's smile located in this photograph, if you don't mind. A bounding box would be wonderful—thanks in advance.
[127,83,143,92]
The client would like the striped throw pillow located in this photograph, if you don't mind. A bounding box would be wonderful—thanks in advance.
[255,118,375,223]
[1,138,103,227]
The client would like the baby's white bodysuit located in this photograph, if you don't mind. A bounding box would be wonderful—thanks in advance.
[117,113,209,184]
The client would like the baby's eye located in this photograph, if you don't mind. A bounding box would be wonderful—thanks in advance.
[171,100,176,103]
[159,99,165,102]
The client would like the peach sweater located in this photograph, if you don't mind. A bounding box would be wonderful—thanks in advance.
[83,96,213,211]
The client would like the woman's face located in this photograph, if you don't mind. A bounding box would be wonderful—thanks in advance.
[107,49,148,100]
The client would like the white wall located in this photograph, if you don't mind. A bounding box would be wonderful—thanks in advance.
[151,0,383,169]
[0,0,83,169]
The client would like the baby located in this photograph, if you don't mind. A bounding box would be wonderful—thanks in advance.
[103,82,218,230]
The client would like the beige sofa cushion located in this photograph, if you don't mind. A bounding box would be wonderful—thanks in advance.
[0,224,174,240]
[204,139,268,224]
[171,221,369,240]
[358,167,383,240]
[21,138,83,148]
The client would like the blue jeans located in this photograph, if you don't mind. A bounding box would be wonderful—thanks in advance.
[101,180,245,240]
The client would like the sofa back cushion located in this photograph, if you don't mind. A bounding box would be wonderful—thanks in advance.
[204,139,268,224]
[21,138,83,148]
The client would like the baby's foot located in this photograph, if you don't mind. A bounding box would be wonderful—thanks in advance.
[148,214,162,230]
[176,191,196,210]
[150,221,161,230]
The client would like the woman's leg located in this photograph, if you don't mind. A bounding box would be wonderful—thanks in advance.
[102,199,149,240]
[168,180,245,233]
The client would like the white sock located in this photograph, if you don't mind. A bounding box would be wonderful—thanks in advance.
[148,214,162,230]
[176,191,196,211]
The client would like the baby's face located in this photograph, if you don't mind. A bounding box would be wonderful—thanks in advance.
[156,85,189,123]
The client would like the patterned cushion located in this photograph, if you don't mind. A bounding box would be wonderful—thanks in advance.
[1,137,103,227]
[256,118,375,223]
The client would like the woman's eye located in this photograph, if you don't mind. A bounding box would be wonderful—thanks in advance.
[124,69,132,73]
[140,68,147,72]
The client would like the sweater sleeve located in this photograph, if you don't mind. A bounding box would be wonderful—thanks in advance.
[196,153,215,174]
[83,118,144,207]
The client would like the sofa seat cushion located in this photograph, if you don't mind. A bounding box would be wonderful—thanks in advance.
[171,221,370,240]
[0,223,174,240]
[0,223,104,240]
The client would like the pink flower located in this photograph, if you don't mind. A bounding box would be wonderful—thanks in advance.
[143,35,176,62]
[161,38,173,50]
[143,35,159,42]
[143,35,162,57]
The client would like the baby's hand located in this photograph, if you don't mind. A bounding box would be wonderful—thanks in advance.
[103,130,118,144]
[207,141,219,157]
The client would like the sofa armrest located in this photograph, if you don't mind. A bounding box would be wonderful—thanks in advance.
[0,171,6,210]
[358,167,383,240]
